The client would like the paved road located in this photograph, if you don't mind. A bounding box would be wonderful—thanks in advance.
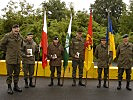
[0,76,133,100]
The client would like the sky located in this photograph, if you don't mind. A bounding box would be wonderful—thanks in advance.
[0,0,130,16]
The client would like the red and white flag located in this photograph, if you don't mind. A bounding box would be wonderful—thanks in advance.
[41,10,48,68]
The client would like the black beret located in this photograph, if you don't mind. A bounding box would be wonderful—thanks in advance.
[27,32,33,35]
[12,24,19,28]
[122,34,128,38]
[53,36,59,40]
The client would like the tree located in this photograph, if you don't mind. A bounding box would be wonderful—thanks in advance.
[41,0,68,21]
[118,0,133,43]
[91,0,126,32]
[0,0,108,59]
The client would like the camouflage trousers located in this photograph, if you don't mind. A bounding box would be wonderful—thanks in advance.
[50,66,61,78]
[97,67,109,80]
[6,64,20,84]
[118,68,131,82]
[72,60,84,78]
[23,64,35,80]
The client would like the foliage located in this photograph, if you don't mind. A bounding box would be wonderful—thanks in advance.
[0,0,133,59]
[91,0,126,32]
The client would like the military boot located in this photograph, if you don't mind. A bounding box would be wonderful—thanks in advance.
[103,80,108,88]
[29,78,35,87]
[57,78,63,86]
[79,78,85,86]
[72,78,76,86]
[117,81,121,90]
[48,78,54,86]
[126,81,132,91]
[24,79,29,88]
[97,80,101,88]
[7,84,13,95]
[14,83,22,92]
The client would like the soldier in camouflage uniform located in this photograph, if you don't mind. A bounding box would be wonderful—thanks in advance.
[116,34,133,91]
[95,37,112,88]
[21,32,38,88]
[47,36,64,86]
[70,29,85,86]
[0,24,23,94]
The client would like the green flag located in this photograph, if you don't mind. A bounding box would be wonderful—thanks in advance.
[63,14,72,70]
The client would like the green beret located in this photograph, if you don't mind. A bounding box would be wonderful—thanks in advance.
[12,24,19,28]
[101,37,106,41]
[27,32,33,35]
[122,34,128,38]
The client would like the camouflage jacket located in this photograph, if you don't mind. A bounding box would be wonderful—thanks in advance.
[0,32,23,64]
[95,44,113,68]
[116,42,133,69]
[47,42,64,66]
[21,39,38,64]
[70,37,85,61]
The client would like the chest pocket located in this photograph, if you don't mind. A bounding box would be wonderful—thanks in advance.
[8,38,15,45]
[26,45,32,49]
[120,48,126,55]
[74,42,79,50]
[127,46,132,55]
[8,38,20,49]
[50,47,57,55]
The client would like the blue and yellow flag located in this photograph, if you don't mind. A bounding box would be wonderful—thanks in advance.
[106,16,116,60]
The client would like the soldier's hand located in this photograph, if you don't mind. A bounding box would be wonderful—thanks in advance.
[27,55,31,57]
[74,55,79,58]
[52,57,57,60]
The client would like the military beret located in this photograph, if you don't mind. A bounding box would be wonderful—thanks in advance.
[53,36,59,40]
[77,28,83,34]
[100,37,106,41]
[122,34,128,38]
[27,32,33,35]
[12,24,19,28]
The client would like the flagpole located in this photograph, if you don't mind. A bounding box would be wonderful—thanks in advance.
[62,13,72,86]
[107,9,110,88]
[85,8,93,87]
[85,71,88,86]
[35,45,40,86]
[61,68,65,86]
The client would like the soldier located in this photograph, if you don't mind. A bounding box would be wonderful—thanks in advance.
[21,32,38,88]
[70,29,85,86]
[116,34,133,91]
[47,36,64,86]
[95,37,112,88]
[0,24,23,94]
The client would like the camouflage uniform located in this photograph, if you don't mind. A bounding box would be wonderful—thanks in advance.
[47,42,64,86]
[21,39,38,87]
[70,37,85,86]
[95,43,112,88]
[0,32,23,84]
[116,42,133,90]
[0,31,23,94]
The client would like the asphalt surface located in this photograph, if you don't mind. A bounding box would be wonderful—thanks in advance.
[0,76,133,100]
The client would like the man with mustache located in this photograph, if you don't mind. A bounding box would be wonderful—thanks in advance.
[0,24,23,94]
[21,32,38,88]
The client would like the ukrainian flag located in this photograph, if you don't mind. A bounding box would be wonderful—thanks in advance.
[107,16,116,60]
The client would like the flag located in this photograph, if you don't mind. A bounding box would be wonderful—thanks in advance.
[84,10,93,71]
[41,10,48,68]
[106,16,116,60]
[63,14,72,70]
